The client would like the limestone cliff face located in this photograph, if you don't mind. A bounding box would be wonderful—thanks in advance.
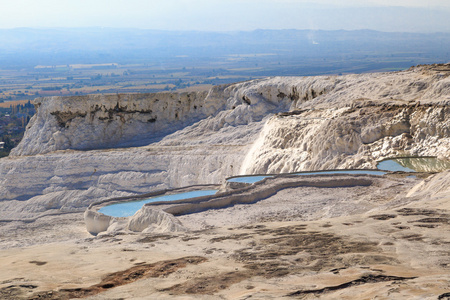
[1,64,449,219]
[241,104,450,174]
[241,65,450,173]
[11,78,298,156]
[11,91,215,156]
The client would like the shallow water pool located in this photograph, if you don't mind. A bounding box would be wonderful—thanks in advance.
[227,170,386,184]
[377,157,450,172]
[98,190,218,217]
[227,175,274,184]
[293,170,387,176]
[377,160,415,172]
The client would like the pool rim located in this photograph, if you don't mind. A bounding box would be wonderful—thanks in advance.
[97,189,220,218]
[226,168,388,183]
[87,184,221,212]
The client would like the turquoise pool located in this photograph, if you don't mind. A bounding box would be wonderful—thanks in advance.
[377,157,450,172]
[377,160,415,172]
[227,170,386,184]
[227,175,274,184]
[293,170,386,176]
[98,190,218,217]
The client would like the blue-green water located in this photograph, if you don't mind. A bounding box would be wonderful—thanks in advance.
[227,170,386,184]
[293,170,386,176]
[377,157,450,172]
[98,190,218,217]
[100,157,450,217]
[377,160,415,172]
[227,175,273,183]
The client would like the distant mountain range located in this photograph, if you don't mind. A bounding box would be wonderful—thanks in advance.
[0,28,449,68]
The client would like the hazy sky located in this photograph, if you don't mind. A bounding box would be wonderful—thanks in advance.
[1,0,449,32]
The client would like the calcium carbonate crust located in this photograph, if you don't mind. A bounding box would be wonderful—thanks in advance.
[1,64,449,220]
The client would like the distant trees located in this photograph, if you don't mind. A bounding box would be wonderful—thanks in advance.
[0,101,35,157]
[41,86,62,91]
[1,135,14,151]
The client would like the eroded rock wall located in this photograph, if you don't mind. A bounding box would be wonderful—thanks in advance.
[11,78,302,156]
[11,91,217,156]
[241,65,450,173]
[241,104,450,174]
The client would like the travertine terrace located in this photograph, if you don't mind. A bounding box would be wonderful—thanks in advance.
[0,64,449,299]
[1,64,449,220]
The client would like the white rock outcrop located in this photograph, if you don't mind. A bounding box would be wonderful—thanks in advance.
[241,104,450,174]
[127,206,186,233]
[11,92,212,156]
[84,208,113,235]
[406,169,450,209]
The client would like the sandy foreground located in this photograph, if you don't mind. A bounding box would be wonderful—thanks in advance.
[1,174,450,300]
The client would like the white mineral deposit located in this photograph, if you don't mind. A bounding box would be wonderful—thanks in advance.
[1,65,449,299]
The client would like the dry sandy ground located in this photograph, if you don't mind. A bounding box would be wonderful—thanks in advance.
[1,174,450,300]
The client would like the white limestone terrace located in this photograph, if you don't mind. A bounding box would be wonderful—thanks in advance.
[85,172,413,236]
[12,64,450,157]
[1,64,449,221]
[84,184,220,235]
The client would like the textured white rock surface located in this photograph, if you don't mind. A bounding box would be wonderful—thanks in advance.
[11,92,211,155]
[0,145,246,219]
[241,65,450,174]
[127,206,186,233]
[1,65,449,220]
[10,81,293,156]
[241,105,450,174]
[406,170,450,209]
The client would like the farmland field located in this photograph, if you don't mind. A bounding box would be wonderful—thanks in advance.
[0,99,30,108]
[0,29,448,104]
